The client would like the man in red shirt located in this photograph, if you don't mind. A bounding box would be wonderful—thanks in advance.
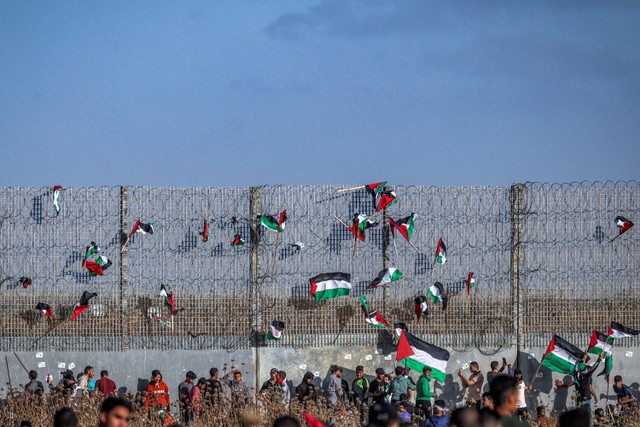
[95,370,117,397]
[146,370,170,410]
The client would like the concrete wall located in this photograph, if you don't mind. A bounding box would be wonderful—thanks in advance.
[2,345,637,417]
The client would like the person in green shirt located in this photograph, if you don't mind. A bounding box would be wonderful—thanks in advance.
[416,366,434,416]
[351,365,370,423]
[390,366,416,404]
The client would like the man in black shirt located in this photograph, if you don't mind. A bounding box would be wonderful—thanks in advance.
[295,371,316,403]
[369,368,390,405]
[205,367,222,406]
[261,368,279,392]
[555,353,603,413]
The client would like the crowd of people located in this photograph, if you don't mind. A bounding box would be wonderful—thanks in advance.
[6,356,639,426]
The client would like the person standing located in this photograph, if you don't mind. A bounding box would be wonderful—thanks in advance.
[352,366,369,422]
[24,370,44,396]
[486,358,510,386]
[76,366,95,398]
[555,353,603,414]
[416,366,434,416]
[205,367,222,407]
[369,368,390,406]
[223,369,250,409]
[95,370,117,397]
[457,362,484,409]
[145,370,170,410]
[390,366,415,405]
[490,375,527,427]
[513,369,531,420]
[178,371,197,425]
[322,365,343,407]
[189,378,207,418]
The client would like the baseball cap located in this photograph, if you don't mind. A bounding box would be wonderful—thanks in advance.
[270,368,278,374]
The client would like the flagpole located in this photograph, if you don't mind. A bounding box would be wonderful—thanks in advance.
[336,185,366,193]
[392,234,399,259]
[408,240,421,255]
[120,235,131,253]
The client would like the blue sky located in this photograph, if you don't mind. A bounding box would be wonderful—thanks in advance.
[1,1,638,187]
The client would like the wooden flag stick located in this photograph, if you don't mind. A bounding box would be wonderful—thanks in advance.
[392,234,399,259]
[336,185,366,193]
[120,235,131,253]
[408,240,421,255]
[609,233,623,243]
[13,352,30,375]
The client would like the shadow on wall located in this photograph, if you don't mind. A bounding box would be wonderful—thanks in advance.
[437,374,463,408]
[137,378,150,393]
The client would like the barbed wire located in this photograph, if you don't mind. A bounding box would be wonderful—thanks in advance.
[0,182,637,351]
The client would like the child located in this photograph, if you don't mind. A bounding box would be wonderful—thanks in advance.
[397,403,411,423]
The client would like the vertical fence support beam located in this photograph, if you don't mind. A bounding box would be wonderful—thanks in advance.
[249,186,261,392]
[119,186,128,351]
[381,198,391,314]
[510,184,525,364]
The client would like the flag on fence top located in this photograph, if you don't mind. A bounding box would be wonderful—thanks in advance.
[36,303,53,319]
[278,209,287,232]
[68,291,97,321]
[588,330,612,356]
[128,219,154,239]
[18,277,32,289]
[597,353,614,382]
[291,242,304,250]
[394,322,408,338]
[84,255,112,276]
[53,185,63,215]
[350,214,378,242]
[396,330,449,383]
[258,213,284,232]
[360,296,389,328]
[368,267,402,290]
[414,296,428,321]
[467,272,476,296]
[159,285,175,315]
[376,190,397,212]
[366,182,387,209]
[390,213,415,241]
[608,321,639,339]
[541,334,585,375]
[428,282,447,311]
[231,234,245,246]
[267,320,285,340]
[309,272,351,301]
[200,219,209,242]
[435,238,447,264]
[615,216,634,236]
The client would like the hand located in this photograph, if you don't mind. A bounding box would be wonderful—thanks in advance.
[554,379,563,388]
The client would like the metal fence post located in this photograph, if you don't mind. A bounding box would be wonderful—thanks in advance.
[249,186,261,392]
[382,192,391,314]
[510,184,525,362]
[120,186,128,351]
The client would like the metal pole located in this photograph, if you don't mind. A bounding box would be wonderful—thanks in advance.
[381,190,391,315]
[249,186,261,393]
[510,184,525,366]
[120,186,129,350]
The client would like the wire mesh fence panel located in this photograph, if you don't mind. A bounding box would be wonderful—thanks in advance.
[124,187,252,350]
[521,181,640,348]
[0,186,122,351]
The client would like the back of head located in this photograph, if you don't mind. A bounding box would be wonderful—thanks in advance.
[479,408,500,427]
[28,370,37,380]
[54,407,79,427]
[489,374,516,409]
[559,409,589,427]
[450,407,479,427]
[273,415,301,427]
[101,370,108,378]
[490,361,499,371]
[395,366,404,376]
[186,371,197,380]
[368,402,398,426]
[210,367,218,377]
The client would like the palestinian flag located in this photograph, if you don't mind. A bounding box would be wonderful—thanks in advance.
[376,190,397,212]
[588,330,613,356]
[597,353,614,382]
[53,185,63,215]
[291,242,304,250]
[231,234,245,246]
[366,182,387,209]
[541,334,585,375]
[467,272,476,296]
[35,302,53,319]
[83,255,112,276]
[266,320,285,340]
[360,296,389,328]
[350,213,378,242]
[434,238,447,264]
[396,330,449,383]
[428,282,447,311]
[278,209,287,232]
[414,296,428,321]
[128,219,154,239]
[200,219,209,242]
[367,267,402,290]
[85,242,100,260]
[159,285,175,315]
[309,272,351,301]
[68,291,97,321]
[18,277,32,289]
[615,216,634,236]
[394,322,408,338]
[257,213,283,232]
[608,321,639,339]
[390,213,414,241]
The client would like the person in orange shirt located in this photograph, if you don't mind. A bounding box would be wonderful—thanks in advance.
[145,370,170,410]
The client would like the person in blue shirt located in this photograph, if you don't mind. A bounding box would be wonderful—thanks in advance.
[423,399,448,427]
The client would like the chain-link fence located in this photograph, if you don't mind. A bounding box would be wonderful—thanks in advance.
[0,182,637,352]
